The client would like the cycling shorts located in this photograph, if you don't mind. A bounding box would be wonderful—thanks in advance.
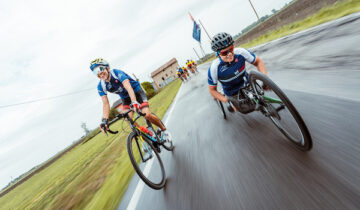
[121,90,149,110]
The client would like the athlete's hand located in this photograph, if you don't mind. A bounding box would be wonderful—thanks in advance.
[99,118,109,133]
[130,101,140,112]
[262,84,271,91]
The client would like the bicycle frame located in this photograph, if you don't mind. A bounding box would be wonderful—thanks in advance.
[107,110,158,163]
[263,95,282,104]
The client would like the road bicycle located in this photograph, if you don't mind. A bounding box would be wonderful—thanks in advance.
[216,71,312,151]
[106,109,174,189]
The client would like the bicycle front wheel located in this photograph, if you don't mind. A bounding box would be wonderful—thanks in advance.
[127,131,166,189]
[249,71,312,151]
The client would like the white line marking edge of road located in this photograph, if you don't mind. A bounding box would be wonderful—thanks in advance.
[126,83,184,210]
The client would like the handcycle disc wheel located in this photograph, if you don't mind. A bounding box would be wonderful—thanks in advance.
[127,131,166,189]
[249,71,312,151]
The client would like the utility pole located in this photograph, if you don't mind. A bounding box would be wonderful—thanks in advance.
[199,44,206,56]
[198,19,212,41]
[132,73,146,92]
[248,0,261,22]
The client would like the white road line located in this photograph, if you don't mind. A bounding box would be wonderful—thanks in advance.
[126,84,184,210]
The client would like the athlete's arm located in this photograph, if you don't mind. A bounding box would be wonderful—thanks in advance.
[252,57,267,75]
[101,95,110,119]
[122,79,137,103]
[208,85,228,103]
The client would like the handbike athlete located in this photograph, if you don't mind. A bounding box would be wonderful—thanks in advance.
[90,58,172,146]
[207,32,267,113]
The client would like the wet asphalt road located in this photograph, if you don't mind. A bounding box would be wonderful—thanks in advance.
[118,13,360,209]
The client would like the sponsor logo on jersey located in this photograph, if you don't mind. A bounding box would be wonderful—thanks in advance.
[220,66,227,72]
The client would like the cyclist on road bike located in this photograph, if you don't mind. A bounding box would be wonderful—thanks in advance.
[182,66,190,78]
[207,32,267,113]
[90,58,171,142]
[186,60,195,74]
[178,66,187,81]
[177,70,184,82]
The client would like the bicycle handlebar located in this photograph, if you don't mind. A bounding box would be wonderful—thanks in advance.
[105,108,146,135]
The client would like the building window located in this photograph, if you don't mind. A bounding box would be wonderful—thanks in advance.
[166,74,168,77]
[162,77,165,81]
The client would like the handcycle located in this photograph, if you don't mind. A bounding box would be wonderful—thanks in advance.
[106,109,174,189]
[216,70,312,151]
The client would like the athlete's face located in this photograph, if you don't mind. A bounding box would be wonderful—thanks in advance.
[97,68,109,81]
[219,45,234,62]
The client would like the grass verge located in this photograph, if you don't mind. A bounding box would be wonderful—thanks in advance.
[241,0,360,48]
[0,79,182,210]
[200,0,360,64]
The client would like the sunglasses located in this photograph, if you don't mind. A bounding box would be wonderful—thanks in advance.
[93,66,107,76]
[219,45,234,56]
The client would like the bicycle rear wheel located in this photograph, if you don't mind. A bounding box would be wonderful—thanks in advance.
[249,71,312,151]
[127,131,166,189]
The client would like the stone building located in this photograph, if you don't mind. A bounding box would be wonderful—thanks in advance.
[151,58,179,89]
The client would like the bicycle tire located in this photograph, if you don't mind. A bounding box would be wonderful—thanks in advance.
[127,131,166,189]
[249,71,312,151]
[217,100,227,119]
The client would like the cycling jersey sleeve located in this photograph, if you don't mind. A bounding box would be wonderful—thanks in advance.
[97,81,107,96]
[113,69,130,83]
[234,48,256,64]
[208,59,220,86]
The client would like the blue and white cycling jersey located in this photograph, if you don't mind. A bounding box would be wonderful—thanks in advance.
[208,48,256,96]
[97,69,141,99]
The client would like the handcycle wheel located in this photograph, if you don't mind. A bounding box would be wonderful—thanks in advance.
[249,71,312,151]
[127,131,166,189]
[216,99,227,120]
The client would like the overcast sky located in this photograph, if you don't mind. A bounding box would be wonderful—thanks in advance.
[0,0,292,189]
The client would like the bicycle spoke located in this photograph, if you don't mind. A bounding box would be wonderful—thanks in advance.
[127,132,166,189]
[249,71,312,151]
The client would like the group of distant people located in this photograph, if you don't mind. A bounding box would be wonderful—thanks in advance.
[176,59,198,82]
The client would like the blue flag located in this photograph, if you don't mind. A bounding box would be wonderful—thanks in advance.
[192,21,201,43]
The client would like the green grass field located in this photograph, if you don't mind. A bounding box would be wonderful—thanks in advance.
[201,0,360,64]
[0,79,182,210]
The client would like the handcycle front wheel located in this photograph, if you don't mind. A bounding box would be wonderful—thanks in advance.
[127,131,166,189]
[216,99,227,119]
[249,71,313,151]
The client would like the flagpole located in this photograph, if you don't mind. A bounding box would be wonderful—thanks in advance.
[198,19,212,41]
[199,43,206,56]
[193,48,201,60]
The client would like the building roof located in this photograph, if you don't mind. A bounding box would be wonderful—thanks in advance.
[151,58,177,78]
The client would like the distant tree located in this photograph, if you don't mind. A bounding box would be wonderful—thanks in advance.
[141,81,156,99]
[272,9,278,14]
[81,122,90,136]
[108,108,119,121]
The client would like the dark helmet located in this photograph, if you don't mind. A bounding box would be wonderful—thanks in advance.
[211,32,234,52]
